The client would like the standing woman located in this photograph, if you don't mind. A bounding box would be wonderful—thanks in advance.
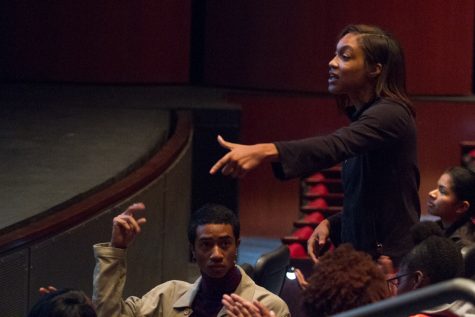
[210,24,420,265]
[427,166,475,249]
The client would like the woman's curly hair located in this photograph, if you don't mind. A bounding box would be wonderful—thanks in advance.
[301,244,388,316]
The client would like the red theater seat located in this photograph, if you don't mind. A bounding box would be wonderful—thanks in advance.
[304,211,325,223]
[281,226,314,244]
[306,172,325,182]
[306,198,328,209]
[306,183,329,196]
[288,243,307,259]
[292,226,313,240]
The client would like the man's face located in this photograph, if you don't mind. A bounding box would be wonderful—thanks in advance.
[192,223,239,278]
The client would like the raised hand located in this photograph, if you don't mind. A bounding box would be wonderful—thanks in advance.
[209,135,278,179]
[111,202,147,249]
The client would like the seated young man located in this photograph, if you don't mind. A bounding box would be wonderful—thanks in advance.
[92,202,289,317]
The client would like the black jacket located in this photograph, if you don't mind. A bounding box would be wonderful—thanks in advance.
[273,98,420,264]
[441,218,475,250]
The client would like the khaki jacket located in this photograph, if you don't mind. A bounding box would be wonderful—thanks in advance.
[93,243,290,317]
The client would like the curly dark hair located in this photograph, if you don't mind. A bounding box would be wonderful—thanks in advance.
[301,244,388,316]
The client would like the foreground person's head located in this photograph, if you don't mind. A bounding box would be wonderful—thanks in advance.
[302,244,388,316]
[28,288,96,317]
[395,222,464,295]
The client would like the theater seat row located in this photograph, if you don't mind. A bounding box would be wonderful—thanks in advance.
[281,166,342,260]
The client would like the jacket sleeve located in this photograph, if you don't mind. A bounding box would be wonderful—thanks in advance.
[258,293,291,317]
[92,243,143,317]
[272,101,413,179]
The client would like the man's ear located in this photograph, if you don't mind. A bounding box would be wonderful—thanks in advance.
[413,271,428,289]
[190,243,196,260]
[236,238,241,248]
[368,63,382,78]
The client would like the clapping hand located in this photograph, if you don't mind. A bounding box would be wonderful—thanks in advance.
[222,294,275,317]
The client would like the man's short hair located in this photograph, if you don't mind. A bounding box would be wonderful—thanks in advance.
[401,221,464,283]
[187,203,240,245]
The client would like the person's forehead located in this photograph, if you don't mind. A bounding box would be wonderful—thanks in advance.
[337,33,362,50]
[196,223,234,239]
[439,173,454,187]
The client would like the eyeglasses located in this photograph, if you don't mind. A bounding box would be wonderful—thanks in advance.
[386,272,414,292]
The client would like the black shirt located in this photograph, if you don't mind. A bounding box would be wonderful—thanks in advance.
[273,98,420,264]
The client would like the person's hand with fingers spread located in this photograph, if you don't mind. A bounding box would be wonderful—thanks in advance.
[222,294,275,317]
[111,202,147,249]
[209,135,279,179]
[222,294,256,317]
[307,219,330,263]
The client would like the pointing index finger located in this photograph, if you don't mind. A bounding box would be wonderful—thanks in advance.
[209,152,231,175]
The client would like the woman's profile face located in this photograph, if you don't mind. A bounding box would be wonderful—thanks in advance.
[427,173,464,223]
[328,33,374,104]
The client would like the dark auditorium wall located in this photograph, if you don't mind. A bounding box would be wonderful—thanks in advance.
[0,1,191,83]
[203,0,473,95]
[415,100,475,212]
